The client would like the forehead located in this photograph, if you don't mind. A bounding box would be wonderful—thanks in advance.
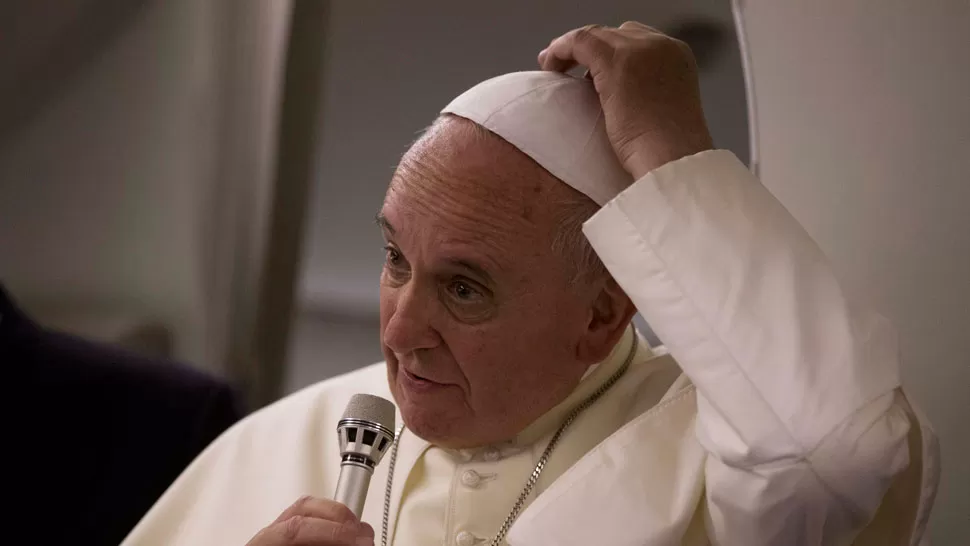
[382,117,563,251]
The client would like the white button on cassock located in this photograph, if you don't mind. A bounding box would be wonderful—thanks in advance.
[455,530,478,546]
[460,469,482,488]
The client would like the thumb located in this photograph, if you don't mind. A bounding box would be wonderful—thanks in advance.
[355,522,375,546]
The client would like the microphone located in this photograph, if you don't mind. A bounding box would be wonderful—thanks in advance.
[334,394,397,518]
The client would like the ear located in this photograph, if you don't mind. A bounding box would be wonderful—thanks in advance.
[576,277,638,364]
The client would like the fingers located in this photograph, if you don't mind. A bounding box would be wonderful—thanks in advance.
[273,496,358,526]
[618,20,661,33]
[538,24,613,74]
[249,516,370,546]
[248,497,375,546]
[358,522,376,540]
[537,22,666,76]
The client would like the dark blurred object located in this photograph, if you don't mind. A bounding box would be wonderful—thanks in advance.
[2,284,245,546]
[28,304,175,359]
[666,17,731,70]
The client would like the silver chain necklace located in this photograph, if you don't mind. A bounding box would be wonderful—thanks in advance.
[381,329,638,546]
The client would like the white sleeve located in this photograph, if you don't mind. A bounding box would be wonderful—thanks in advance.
[583,150,912,545]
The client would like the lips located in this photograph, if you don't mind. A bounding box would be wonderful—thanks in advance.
[403,368,439,384]
[400,367,450,393]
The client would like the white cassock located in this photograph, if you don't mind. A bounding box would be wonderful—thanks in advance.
[122,73,940,546]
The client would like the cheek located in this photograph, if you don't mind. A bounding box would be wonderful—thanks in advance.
[442,327,489,360]
[477,300,580,373]
[439,327,495,395]
[443,319,554,396]
[378,283,400,363]
[379,284,395,332]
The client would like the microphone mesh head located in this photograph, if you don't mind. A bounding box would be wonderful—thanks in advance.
[338,394,397,466]
[341,394,396,431]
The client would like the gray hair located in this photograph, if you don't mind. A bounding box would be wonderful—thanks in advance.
[550,188,609,284]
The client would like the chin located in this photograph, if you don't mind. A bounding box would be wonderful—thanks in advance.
[387,368,470,447]
[399,404,498,449]
[401,404,517,449]
[400,403,464,447]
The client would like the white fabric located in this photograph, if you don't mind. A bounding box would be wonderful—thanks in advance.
[393,329,671,546]
[508,150,940,546]
[441,71,632,206]
[121,151,938,546]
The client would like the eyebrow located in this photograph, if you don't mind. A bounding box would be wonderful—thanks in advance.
[375,212,395,234]
[447,258,496,286]
[375,211,499,284]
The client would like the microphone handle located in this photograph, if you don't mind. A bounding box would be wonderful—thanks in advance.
[334,463,373,518]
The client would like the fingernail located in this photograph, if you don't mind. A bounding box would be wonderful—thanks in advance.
[538,48,547,64]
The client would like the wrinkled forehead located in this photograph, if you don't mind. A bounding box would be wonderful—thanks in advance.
[383,116,566,243]
[404,116,561,197]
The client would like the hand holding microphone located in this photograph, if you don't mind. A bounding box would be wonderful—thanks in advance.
[245,496,374,546]
[247,394,396,546]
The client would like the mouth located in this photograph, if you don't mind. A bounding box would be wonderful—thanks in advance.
[401,367,446,390]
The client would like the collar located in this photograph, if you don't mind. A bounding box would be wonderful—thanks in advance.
[383,325,648,542]
[384,422,430,545]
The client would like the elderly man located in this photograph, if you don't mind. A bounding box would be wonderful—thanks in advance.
[122,23,938,546]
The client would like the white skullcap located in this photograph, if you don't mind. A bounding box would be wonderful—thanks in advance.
[441,71,632,206]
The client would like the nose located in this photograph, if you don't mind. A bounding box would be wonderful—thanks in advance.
[382,281,441,355]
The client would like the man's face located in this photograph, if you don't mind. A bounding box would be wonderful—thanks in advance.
[378,117,598,448]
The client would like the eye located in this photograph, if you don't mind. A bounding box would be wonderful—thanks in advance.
[384,245,402,265]
[381,245,409,284]
[449,279,482,301]
[440,277,494,323]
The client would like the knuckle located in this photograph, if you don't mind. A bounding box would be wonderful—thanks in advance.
[282,515,307,541]
[573,27,593,44]
[670,36,695,57]
[293,494,314,510]
[331,501,356,523]
[574,25,601,43]
[331,520,360,543]
[330,523,344,542]
[622,20,660,35]
[574,26,613,57]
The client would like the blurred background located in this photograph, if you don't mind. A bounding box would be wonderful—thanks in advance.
[0,0,966,542]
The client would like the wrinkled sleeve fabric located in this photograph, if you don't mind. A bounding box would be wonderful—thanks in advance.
[583,150,912,545]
